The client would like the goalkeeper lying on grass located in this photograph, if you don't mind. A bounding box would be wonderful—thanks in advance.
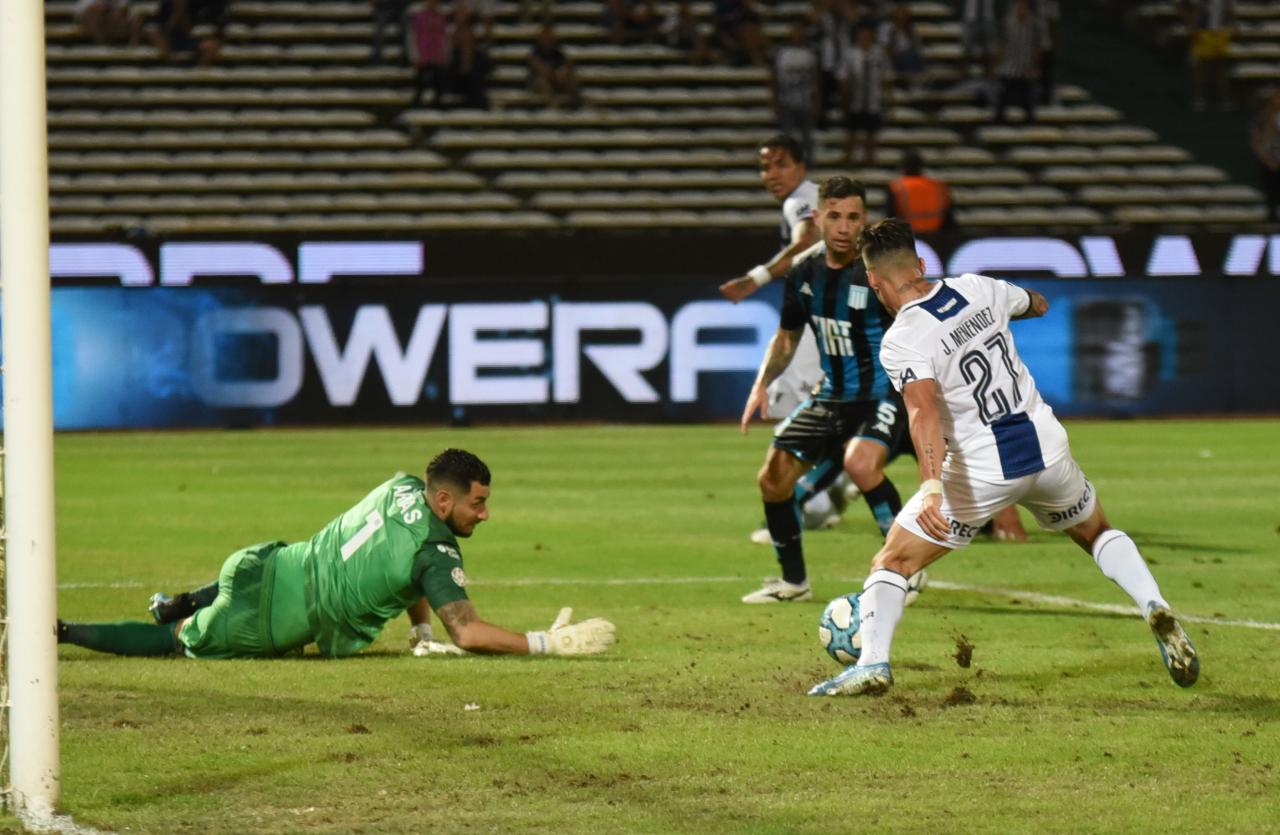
[58,449,616,660]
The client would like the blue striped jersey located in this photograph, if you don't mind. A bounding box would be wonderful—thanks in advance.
[779,243,894,403]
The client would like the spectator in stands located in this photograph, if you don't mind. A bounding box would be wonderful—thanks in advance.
[713,0,768,67]
[664,1,714,65]
[1250,88,1280,222]
[885,149,954,233]
[456,0,495,41]
[605,0,661,46]
[149,0,228,66]
[879,1,924,91]
[529,23,582,108]
[993,0,1039,123]
[408,0,451,107]
[771,22,822,167]
[451,3,493,109]
[810,0,847,129]
[1035,0,1060,105]
[76,0,143,46]
[1181,0,1236,112]
[838,22,893,165]
[961,0,999,79]
[370,0,409,65]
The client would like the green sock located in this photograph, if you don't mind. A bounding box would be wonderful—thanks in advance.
[58,620,180,657]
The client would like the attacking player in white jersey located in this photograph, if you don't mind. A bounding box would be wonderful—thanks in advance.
[808,219,1200,696]
[720,135,855,537]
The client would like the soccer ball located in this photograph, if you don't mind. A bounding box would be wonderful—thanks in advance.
[818,593,862,664]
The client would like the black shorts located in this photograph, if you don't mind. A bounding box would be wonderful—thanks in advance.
[844,111,883,133]
[772,397,911,465]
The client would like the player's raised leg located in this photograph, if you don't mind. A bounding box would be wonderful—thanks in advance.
[1062,500,1199,687]
[808,520,951,695]
[743,445,814,603]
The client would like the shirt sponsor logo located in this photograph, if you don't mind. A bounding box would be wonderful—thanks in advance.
[848,286,869,310]
[437,544,461,560]
[1047,481,1093,524]
[812,315,854,356]
[451,567,468,587]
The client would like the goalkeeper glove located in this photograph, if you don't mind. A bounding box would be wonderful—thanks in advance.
[526,607,616,656]
[409,622,468,656]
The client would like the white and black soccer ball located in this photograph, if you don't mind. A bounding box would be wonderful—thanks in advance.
[818,593,862,665]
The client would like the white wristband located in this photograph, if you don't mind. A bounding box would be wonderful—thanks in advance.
[525,631,549,655]
[920,479,943,497]
[747,265,772,286]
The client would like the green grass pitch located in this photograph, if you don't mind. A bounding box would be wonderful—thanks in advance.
[19,420,1280,833]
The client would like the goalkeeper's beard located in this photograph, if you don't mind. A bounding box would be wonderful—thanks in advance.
[446,510,477,538]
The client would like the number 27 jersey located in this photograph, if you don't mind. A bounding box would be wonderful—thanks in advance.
[878,273,1070,481]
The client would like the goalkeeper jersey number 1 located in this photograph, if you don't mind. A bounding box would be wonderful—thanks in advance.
[302,474,469,657]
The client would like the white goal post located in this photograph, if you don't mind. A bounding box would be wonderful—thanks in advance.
[1,0,62,821]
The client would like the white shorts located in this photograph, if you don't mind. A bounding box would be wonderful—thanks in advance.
[896,456,1096,549]
[767,328,823,419]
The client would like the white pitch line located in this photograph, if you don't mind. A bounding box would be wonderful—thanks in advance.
[59,575,1280,631]
[928,579,1280,631]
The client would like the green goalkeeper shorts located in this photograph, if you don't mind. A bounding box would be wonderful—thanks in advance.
[178,541,313,659]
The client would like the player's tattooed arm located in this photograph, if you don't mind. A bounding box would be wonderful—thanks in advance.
[902,378,945,482]
[741,328,801,432]
[1011,288,1049,321]
[756,328,801,389]
[436,600,477,631]
[434,599,532,655]
[903,377,951,540]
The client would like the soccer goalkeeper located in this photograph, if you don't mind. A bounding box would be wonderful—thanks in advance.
[57,449,616,659]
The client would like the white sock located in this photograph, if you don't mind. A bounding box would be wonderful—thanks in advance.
[805,490,833,516]
[1092,529,1168,612]
[857,569,909,666]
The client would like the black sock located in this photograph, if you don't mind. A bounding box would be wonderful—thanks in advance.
[763,499,806,584]
[794,459,842,505]
[862,477,903,537]
[58,619,180,656]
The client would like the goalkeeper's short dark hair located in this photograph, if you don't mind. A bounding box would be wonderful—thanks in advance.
[427,449,491,492]
[859,217,918,265]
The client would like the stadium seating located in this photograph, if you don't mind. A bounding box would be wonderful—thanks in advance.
[37,0,1268,233]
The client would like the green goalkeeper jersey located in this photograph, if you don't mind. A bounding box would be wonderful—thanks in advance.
[298,474,469,657]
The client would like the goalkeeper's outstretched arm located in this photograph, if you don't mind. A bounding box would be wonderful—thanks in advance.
[435,601,616,656]
[436,600,531,654]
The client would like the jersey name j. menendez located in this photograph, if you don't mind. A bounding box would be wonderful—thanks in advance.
[300,474,470,657]
[780,243,894,402]
[878,273,1070,481]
